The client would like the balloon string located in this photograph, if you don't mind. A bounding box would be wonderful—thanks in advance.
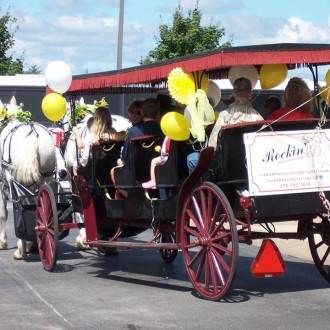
[256,86,330,133]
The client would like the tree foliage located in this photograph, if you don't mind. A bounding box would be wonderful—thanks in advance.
[0,11,24,75]
[141,6,231,64]
[24,64,42,74]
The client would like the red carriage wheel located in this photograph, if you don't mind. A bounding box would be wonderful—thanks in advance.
[308,216,330,282]
[35,184,59,272]
[159,231,178,263]
[181,182,238,300]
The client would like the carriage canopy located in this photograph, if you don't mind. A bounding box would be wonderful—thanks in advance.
[66,43,330,95]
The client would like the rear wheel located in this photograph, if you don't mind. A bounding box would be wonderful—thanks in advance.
[35,184,59,272]
[308,216,330,282]
[181,182,238,301]
[159,231,178,263]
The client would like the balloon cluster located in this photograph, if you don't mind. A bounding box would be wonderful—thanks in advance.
[228,64,288,90]
[42,61,72,122]
[162,67,218,141]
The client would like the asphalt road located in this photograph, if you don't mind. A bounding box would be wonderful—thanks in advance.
[1,205,330,330]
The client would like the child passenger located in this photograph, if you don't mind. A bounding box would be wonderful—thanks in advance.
[142,136,171,189]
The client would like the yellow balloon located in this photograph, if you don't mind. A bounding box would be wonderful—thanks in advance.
[320,86,330,106]
[160,112,190,141]
[260,64,288,89]
[41,93,66,122]
[325,69,330,86]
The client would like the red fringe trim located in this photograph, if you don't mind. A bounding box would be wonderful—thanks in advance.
[68,49,330,93]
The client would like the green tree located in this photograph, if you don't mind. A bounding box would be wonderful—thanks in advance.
[24,64,42,74]
[141,5,231,64]
[0,11,24,75]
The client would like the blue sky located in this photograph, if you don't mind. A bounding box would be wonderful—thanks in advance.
[1,0,330,75]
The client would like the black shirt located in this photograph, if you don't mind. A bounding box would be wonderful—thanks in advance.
[122,120,162,162]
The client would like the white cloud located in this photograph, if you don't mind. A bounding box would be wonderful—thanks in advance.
[223,14,330,45]
[272,17,330,43]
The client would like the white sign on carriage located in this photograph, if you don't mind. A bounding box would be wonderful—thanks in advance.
[244,129,330,196]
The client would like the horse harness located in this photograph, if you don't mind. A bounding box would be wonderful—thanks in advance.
[0,122,54,180]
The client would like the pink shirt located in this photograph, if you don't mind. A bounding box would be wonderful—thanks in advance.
[267,107,312,120]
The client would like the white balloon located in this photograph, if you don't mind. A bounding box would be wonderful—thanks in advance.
[228,65,259,89]
[45,61,72,94]
[207,80,221,107]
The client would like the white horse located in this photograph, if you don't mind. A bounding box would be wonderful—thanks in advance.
[0,121,56,259]
[63,112,131,248]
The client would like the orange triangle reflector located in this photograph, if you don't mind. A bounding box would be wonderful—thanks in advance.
[251,239,285,277]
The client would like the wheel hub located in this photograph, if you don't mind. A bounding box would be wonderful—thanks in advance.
[199,235,211,247]
[35,225,47,232]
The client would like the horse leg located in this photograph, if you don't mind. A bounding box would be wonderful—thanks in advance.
[13,239,27,260]
[0,188,8,250]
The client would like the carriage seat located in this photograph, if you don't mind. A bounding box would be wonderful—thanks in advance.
[78,141,123,187]
[154,140,192,187]
[114,135,163,188]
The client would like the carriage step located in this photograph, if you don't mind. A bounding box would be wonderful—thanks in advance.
[88,240,180,250]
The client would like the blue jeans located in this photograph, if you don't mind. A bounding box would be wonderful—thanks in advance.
[187,152,200,175]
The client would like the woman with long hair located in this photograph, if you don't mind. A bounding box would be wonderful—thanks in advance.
[74,107,125,168]
[267,77,313,120]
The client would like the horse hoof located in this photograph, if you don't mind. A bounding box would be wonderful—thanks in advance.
[75,240,90,251]
[0,242,8,250]
[13,251,26,260]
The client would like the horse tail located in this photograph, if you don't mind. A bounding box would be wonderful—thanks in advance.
[13,133,41,186]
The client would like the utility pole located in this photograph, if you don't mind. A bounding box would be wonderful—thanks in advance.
[117,0,124,70]
[117,0,125,116]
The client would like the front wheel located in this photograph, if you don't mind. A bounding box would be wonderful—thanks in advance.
[180,182,238,301]
[35,184,59,272]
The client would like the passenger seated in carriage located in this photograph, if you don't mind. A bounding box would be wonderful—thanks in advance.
[73,106,125,171]
[187,77,263,173]
[142,136,171,189]
[110,98,163,185]
[264,95,282,117]
[266,77,313,120]
[127,100,144,126]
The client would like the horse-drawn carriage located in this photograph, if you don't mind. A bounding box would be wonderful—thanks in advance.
[5,43,330,301]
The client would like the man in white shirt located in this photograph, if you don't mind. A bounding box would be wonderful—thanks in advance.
[187,77,263,173]
[208,77,263,149]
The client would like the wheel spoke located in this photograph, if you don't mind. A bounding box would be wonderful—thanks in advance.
[192,196,205,230]
[211,251,226,286]
[194,249,206,282]
[184,225,199,238]
[213,242,232,255]
[208,252,220,291]
[47,227,55,237]
[183,241,200,249]
[188,248,204,267]
[199,190,208,227]
[211,215,227,238]
[207,190,213,231]
[211,247,231,274]
[212,231,231,243]
[186,209,204,234]
[321,246,330,265]
[46,234,54,263]
[36,207,45,225]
